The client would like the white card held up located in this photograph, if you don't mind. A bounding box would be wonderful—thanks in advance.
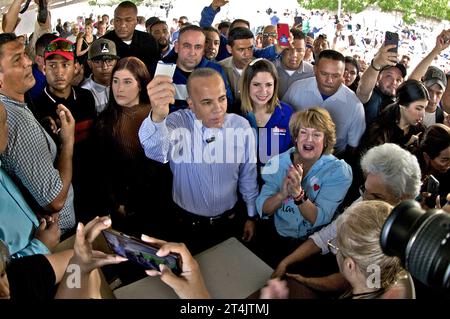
[154,61,176,78]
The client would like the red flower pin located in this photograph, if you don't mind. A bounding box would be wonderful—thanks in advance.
[313,184,320,191]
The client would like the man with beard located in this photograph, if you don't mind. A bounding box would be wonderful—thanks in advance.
[149,20,173,59]
[356,43,406,126]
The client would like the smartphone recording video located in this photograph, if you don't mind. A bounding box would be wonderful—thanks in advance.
[425,175,440,208]
[277,23,290,47]
[102,229,181,275]
[385,31,399,53]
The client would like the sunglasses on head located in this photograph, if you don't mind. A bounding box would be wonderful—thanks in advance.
[45,41,75,53]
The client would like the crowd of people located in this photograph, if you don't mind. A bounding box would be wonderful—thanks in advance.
[0,0,450,300]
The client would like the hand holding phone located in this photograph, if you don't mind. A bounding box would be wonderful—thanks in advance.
[277,23,290,47]
[142,235,211,299]
[425,175,440,208]
[102,229,181,275]
[385,31,399,53]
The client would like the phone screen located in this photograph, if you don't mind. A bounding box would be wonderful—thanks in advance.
[385,31,399,53]
[425,175,440,208]
[277,23,290,47]
[102,229,181,275]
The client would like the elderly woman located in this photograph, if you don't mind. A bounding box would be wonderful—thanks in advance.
[334,200,406,299]
[240,58,293,171]
[255,107,352,266]
[360,80,428,153]
[415,124,450,207]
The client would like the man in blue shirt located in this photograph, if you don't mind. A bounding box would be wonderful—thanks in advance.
[139,68,259,254]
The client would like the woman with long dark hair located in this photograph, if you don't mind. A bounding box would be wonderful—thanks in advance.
[94,57,171,237]
[359,79,428,153]
[415,124,450,207]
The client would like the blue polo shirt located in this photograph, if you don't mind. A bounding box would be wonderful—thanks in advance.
[244,101,293,166]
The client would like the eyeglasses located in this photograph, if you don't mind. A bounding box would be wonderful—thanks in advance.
[327,237,339,254]
[262,32,277,38]
[92,59,115,67]
[45,40,75,53]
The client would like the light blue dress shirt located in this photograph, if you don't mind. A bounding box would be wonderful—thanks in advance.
[256,147,353,238]
[0,162,50,258]
[139,109,259,218]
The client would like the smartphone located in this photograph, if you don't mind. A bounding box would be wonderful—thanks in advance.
[347,24,352,31]
[425,175,440,208]
[294,16,303,26]
[277,23,290,47]
[102,229,181,275]
[154,61,176,78]
[385,31,399,53]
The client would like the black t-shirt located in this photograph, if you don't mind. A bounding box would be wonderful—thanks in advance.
[7,254,56,300]
[364,86,395,126]
[32,86,97,215]
[102,30,159,75]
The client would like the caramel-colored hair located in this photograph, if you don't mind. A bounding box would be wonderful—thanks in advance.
[289,107,336,154]
[240,58,279,114]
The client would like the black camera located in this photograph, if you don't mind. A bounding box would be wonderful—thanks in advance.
[380,200,450,289]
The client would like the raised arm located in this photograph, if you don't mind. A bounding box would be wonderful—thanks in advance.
[409,29,450,81]
[199,0,229,28]
[356,43,398,103]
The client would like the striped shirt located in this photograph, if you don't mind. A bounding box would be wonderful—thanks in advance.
[0,94,75,232]
[138,109,258,218]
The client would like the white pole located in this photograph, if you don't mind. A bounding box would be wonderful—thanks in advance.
[338,0,342,19]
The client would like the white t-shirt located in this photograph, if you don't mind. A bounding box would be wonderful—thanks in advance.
[423,111,436,127]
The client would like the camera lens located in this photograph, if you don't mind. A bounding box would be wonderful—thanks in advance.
[380,200,450,289]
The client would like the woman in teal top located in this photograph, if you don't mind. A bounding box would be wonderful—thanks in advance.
[256,107,352,266]
[240,58,293,173]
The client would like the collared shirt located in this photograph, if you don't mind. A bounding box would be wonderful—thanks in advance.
[81,75,110,114]
[256,147,352,239]
[0,163,50,258]
[0,94,75,232]
[309,196,363,254]
[138,109,258,217]
[275,60,314,98]
[244,101,293,166]
[282,77,366,156]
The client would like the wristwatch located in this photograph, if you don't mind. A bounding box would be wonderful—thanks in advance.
[370,59,382,72]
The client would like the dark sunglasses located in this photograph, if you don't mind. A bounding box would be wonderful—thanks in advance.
[45,41,75,53]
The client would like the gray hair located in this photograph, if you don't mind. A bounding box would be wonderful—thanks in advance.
[360,143,421,199]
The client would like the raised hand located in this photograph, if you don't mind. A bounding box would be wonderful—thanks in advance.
[147,75,175,123]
